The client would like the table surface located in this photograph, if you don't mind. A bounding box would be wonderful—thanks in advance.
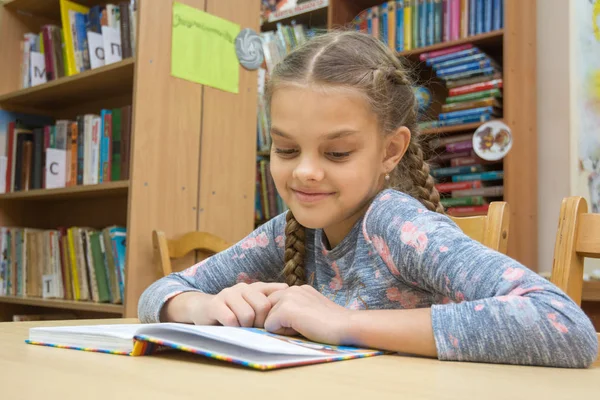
[1,318,599,400]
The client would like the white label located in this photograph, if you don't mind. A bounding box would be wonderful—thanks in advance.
[30,51,47,86]
[102,26,122,65]
[45,148,67,189]
[42,274,55,298]
[87,31,106,69]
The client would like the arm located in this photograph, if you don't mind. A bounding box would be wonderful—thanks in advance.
[137,213,287,323]
[361,192,598,368]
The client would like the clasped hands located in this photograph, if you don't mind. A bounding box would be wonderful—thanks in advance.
[190,282,351,345]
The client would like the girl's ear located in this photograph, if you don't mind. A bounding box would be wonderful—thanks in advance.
[382,126,411,174]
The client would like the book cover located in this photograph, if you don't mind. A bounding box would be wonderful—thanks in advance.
[59,0,91,76]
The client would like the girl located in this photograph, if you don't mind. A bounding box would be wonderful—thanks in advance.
[138,31,598,368]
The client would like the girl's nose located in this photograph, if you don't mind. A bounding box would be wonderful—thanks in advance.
[293,156,325,182]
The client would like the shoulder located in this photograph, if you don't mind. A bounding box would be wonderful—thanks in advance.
[362,189,461,243]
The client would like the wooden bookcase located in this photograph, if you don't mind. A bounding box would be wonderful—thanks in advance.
[261,0,537,271]
[0,0,260,320]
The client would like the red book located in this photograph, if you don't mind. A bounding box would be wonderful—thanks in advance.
[449,79,503,97]
[435,180,482,193]
[446,204,490,217]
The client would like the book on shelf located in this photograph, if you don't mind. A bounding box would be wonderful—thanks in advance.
[351,0,504,53]
[18,0,137,88]
[261,0,329,25]
[0,106,132,194]
[27,322,383,370]
[0,225,127,305]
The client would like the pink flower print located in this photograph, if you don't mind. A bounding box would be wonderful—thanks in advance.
[371,235,400,276]
[375,270,381,279]
[386,287,420,308]
[400,198,409,203]
[417,208,425,214]
[348,299,361,310]
[439,246,449,253]
[380,193,392,201]
[441,296,452,304]
[400,222,428,254]
[237,272,258,284]
[551,300,565,309]
[240,232,269,250]
[502,267,525,282]
[507,285,544,297]
[547,313,569,333]
[474,304,485,311]
[448,334,459,348]
[329,262,343,290]
[275,235,285,248]
[181,260,207,277]
[455,291,465,303]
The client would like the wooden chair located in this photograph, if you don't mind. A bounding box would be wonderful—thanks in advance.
[449,201,510,254]
[549,196,600,366]
[153,230,231,277]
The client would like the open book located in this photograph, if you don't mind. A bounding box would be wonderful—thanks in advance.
[27,323,384,370]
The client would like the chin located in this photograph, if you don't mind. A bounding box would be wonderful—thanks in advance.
[287,208,328,229]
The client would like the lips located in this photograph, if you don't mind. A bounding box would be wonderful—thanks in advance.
[292,189,334,203]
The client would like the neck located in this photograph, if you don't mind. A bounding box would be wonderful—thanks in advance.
[322,193,378,249]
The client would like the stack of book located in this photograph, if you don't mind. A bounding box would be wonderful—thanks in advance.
[0,107,133,194]
[352,0,504,53]
[255,158,287,223]
[418,43,503,130]
[0,225,127,304]
[20,0,137,88]
[429,133,503,216]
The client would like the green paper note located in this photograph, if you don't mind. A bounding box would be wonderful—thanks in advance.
[171,2,240,93]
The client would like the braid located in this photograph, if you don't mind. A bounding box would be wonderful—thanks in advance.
[282,211,306,286]
[391,138,445,213]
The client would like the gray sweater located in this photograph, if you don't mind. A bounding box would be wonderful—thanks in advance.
[138,189,598,367]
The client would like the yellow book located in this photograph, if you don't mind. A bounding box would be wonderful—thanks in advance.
[404,0,412,51]
[67,228,80,300]
[59,0,90,76]
[388,1,396,52]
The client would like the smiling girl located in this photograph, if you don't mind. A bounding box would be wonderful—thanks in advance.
[138,31,598,368]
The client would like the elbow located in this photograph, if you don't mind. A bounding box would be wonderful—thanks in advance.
[546,318,599,368]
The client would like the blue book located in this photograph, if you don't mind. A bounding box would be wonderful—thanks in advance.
[367,8,373,34]
[484,0,493,32]
[476,0,484,34]
[492,0,502,30]
[439,106,496,120]
[426,47,480,66]
[99,109,112,183]
[108,226,127,301]
[452,170,504,182]
[436,58,497,77]
[433,0,442,43]
[396,1,405,52]
[427,0,434,46]
[432,165,483,178]
[443,66,498,82]
[440,112,493,126]
[420,0,427,47]
[433,53,487,70]
[381,3,389,44]
[469,0,476,35]
[74,12,90,71]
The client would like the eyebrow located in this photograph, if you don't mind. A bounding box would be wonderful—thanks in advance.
[271,127,359,140]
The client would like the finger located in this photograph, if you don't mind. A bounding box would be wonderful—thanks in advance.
[211,301,240,327]
[241,290,271,328]
[264,303,294,334]
[224,294,256,327]
[251,282,289,296]
[267,289,287,305]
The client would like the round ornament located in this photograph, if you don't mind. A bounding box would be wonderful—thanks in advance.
[472,120,513,161]
[235,28,264,70]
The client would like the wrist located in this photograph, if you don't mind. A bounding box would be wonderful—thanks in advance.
[339,309,363,347]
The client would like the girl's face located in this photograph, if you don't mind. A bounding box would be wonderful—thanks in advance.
[269,86,408,247]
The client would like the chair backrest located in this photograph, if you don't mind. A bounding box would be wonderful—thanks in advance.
[153,230,231,277]
[449,201,510,254]
[550,196,600,366]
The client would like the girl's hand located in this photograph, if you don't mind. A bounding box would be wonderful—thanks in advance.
[264,285,352,345]
[190,282,288,327]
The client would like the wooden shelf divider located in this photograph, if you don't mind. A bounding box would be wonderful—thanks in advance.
[398,30,504,59]
[0,295,124,314]
[0,181,129,201]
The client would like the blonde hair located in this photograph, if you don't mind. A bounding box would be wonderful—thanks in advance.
[265,31,444,286]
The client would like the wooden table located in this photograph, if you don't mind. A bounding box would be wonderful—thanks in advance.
[1,319,599,400]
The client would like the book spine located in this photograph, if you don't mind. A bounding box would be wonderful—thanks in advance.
[450,155,480,167]
[439,105,495,120]
[436,58,496,77]
[452,170,504,182]
[419,43,472,61]
[446,140,473,153]
[448,78,503,96]
[431,164,483,178]
[441,196,485,207]
[427,0,434,46]
[446,204,490,216]
[404,0,412,51]
[435,180,482,192]
[396,1,404,52]
[452,185,504,197]
[387,1,396,51]
[469,0,476,35]
[446,88,502,103]
[119,2,132,58]
[434,0,442,43]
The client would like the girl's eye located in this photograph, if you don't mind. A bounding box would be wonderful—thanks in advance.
[274,148,298,157]
[327,152,351,160]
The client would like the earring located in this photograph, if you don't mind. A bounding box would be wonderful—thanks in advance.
[385,173,390,182]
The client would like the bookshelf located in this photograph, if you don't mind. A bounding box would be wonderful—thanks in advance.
[0,0,260,320]
[259,1,537,270]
